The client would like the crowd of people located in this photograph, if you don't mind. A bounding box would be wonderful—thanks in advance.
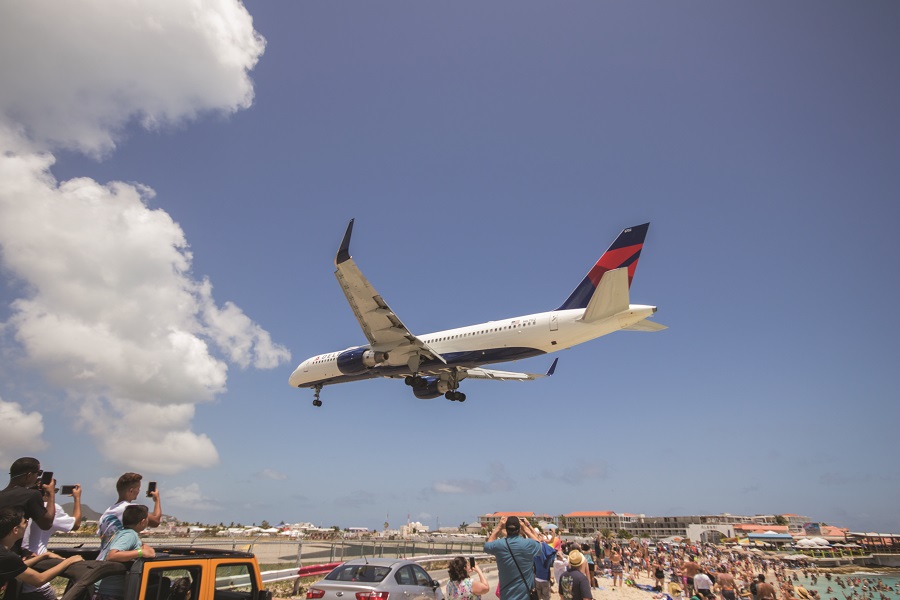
[0,456,163,600]
[469,518,894,600]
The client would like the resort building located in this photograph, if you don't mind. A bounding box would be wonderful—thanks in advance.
[481,510,817,542]
[478,512,556,531]
[558,511,623,535]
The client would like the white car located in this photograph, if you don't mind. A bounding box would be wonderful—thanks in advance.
[306,558,444,600]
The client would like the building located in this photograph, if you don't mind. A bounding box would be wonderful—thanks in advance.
[558,511,622,535]
[482,510,822,543]
[479,512,556,531]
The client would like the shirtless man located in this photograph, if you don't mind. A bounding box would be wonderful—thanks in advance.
[716,565,737,600]
[757,575,777,600]
[684,557,702,596]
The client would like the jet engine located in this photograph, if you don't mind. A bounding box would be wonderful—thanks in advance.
[336,347,389,375]
[412,377,451,399]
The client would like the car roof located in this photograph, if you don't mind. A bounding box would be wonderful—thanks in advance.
[340,558,414,567]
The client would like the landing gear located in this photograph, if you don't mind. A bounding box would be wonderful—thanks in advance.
[312,385,323,407]
[445,391,466,402]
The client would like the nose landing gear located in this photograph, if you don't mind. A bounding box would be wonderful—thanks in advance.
[312,384,323,407]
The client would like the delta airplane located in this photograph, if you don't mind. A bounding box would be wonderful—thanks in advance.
[289,220,665,406]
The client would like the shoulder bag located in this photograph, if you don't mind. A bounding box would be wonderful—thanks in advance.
[505,538,539,600]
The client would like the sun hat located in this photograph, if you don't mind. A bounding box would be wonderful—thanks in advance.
[569,550,584,567]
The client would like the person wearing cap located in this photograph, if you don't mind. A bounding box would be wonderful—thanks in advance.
[558,550,592,600]
[0,458,56,533]
[484,516,542,600]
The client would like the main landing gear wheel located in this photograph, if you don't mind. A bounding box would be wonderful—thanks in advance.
[312,385,323,407]
[445,391,466,402]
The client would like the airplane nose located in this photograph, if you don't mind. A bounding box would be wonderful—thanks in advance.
[288,365,304,387]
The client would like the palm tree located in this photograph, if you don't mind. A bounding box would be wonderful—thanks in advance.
[458,522,469,532]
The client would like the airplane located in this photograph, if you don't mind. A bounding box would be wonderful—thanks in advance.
[289,219,666,406]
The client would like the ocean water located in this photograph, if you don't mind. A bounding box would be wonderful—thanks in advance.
[794,572,900,600]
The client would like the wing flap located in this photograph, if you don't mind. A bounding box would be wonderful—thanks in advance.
[464,359,558,381]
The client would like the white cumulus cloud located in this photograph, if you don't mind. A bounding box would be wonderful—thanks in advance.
[0,397,47,466]
[0,0,265,157]
[166,483,222,511]
[0,1,286,474]
[256,469,288,481]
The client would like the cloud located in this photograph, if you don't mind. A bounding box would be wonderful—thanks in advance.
[541,461,608,485]
[0,396,47,465]
[256,469,288,481]
[165,483,223,511]
[430,463,515,495]
[818,472,874,486]
[0,1,285,474]
[334,491,378,509]
[0,0,265,157]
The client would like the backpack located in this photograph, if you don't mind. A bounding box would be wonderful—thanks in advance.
[559,572,575,600]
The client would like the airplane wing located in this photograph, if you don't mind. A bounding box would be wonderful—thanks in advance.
[463,358,558,381]
[334,219,446,364]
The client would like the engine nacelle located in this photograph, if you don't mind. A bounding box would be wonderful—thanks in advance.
[412,377,450,399]
[336,347,389,375]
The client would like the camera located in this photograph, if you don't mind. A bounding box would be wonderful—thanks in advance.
[146,481,157,497]
[61,485,76,495]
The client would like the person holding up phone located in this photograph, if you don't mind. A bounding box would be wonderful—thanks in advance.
[98,473,162,556]
[0,457,56,535]
[21,484,83,600]
[484,516,542,600]
[446,556,489,600]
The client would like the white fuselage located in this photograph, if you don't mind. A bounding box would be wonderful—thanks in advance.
[289,304,657,387]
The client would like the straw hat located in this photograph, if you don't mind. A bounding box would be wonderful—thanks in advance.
[568,550,584,567]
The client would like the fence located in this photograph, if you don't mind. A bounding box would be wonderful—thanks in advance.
[51,536,487,567]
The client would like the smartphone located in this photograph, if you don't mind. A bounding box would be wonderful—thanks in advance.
[61,485,76,495]
[40,471,53,486]
[146,481,157,497]
[469,557,475,568]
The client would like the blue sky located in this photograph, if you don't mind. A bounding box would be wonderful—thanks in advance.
[1,2,898,533]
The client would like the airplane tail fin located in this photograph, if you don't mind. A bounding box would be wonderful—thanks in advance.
[557,223,650,311]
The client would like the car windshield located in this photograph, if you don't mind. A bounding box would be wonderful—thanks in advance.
[325,565,392,583]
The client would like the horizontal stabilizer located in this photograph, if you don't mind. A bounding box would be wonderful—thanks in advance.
[624,320,668,332]
[580,267,629,323]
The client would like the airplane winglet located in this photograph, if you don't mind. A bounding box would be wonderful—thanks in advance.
[335,218,354,265]
[546,357,559,377]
